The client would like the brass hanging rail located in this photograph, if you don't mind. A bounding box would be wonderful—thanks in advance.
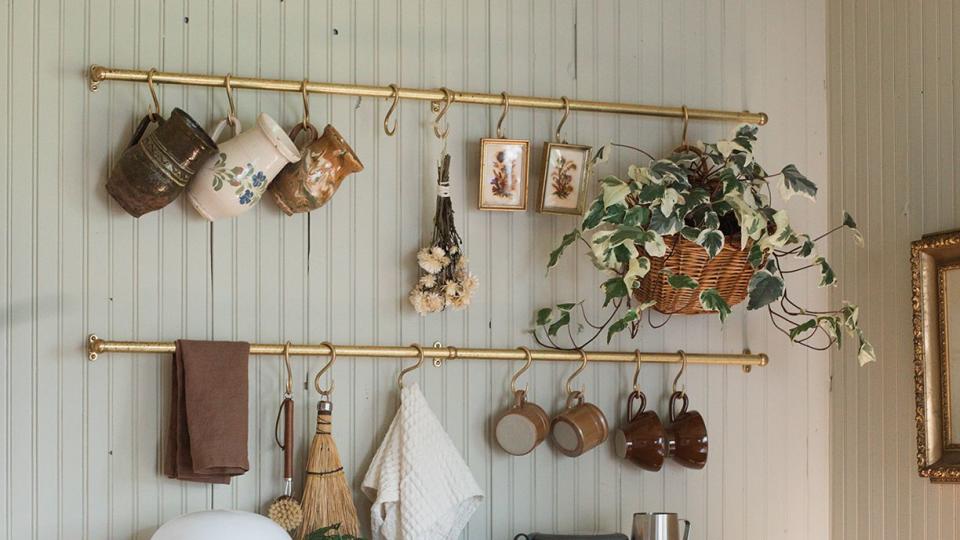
[86,335,768,372]
[87,65,768,126]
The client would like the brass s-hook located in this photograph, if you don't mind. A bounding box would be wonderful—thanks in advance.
[496,92,510,139]
[281,341,293,397]
[680,105,689,147]
[300,79,311,130]
[510,346,534,394]
[224,73,239,129]
[432,87,454,139]
[398,343,425,389]
[564,349,589,396]
[632,350,643,394]
[147,68,161,118]
[383,84,400,136]
[554,96,571,143]
[672,349,688,394]
[315,341,336,397]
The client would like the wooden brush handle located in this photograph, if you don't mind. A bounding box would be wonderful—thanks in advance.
[283,398,294,479]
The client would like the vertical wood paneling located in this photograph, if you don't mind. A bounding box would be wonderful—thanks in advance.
[828,0,960,536]
[1,1,831,538]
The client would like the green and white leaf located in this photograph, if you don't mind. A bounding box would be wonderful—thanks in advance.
[623,206,651,227]
[780,164,818,202]
[816,256,837,287]
[843,211,864,247]
[857,336,877,366]
[644,231,667,257]
[748,243,765,268]
[602,177,632,208]
[602,277,629,307]
[699,288,732,322]
[788,318,818,341]
[623,256,651,289]
[759,210,794,251]
[717,139,747,159]
[660,188,682,217]
[548,230,580,271]
[840,302,859,331]
[746,268,785,310]
[796,233,816,259]
[649,211,683,236]
[668,273,699,289]
[696,228,725,259]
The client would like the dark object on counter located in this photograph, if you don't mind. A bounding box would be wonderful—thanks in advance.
[269,123,363,215]
[514,534,628,540]
[106,108,218,217]
[164,339,250,484]
[664,391,708,469]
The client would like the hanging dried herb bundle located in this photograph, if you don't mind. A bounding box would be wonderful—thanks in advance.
[409,153,478,315]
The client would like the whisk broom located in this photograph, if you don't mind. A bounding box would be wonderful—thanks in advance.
[297,343,360,539]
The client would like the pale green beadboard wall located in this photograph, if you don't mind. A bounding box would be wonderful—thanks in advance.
[0,0,829,538]
[827,0,960,537]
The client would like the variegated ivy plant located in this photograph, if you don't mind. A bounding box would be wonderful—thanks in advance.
[534,125,876,365]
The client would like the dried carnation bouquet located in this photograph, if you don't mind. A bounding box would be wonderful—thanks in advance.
[409,153,478,315]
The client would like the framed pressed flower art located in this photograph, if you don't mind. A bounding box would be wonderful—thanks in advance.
[478,138,530,211]
[537,142,591,215]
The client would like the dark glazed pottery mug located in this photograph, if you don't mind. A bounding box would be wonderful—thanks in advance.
[614,389,668,471]
[664,391,708,469]
[106,108,218,217]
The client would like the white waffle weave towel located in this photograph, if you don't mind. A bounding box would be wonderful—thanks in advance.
[361,383,483,540]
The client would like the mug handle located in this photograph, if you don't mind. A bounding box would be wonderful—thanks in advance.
[681,518,691,540]
[209,115,242,142]
[565,390,584,410]
[669,391,689,422]
[287,121,319,150]
[127,113,164,148]
[513,388,527,408]
[626,389,646,422]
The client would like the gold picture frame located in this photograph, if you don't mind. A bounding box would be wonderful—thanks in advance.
[537,142,591,216]
[478,138,530,211]
[912,229,960,482]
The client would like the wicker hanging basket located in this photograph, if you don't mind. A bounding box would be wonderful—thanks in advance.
[634,234,756,315]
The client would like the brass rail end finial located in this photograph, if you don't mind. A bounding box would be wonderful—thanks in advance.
[88,65,106,92]
[757,112,769,126]
[88,334,103,361]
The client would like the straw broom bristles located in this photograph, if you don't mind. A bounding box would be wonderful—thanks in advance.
[296,399,360,540]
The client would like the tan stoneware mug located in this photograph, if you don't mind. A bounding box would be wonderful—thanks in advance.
[269,84,364,215]
[495,347,550,456]
[551,350,608,457]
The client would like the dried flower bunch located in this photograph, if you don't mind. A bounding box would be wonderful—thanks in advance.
[409,154,479,315]
[535,125,875,365]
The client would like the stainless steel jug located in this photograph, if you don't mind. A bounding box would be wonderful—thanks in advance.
[631,513,690,540]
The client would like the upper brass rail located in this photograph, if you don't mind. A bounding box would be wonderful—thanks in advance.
[87,335,768,372]
[88,65,768,126]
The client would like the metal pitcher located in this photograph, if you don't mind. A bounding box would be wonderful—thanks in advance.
[631,513,690,540]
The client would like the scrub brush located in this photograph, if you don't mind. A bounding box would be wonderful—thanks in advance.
[268,396,303,531]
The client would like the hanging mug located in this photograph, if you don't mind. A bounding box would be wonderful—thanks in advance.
[188,113,300,221]
[269,123,364,215]
[664,391,708,469]
[614,390,668,471]
[495,389,550,456]
[551,391,608,457]
[106,108,218,218]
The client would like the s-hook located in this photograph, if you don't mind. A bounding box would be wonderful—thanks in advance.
[632,350,643,395]
[315,341,336,397]
[397,343,426,389]
[281,341,294,397]
[146,68,161,119]
[564,349,589,397]
[496,92,510,139]
[672,349,688,395]
[223,73,240,130]
[510,346,534,395]
[300,79,311,130]
[383,84,400,136]
[432,87,454,140]
[554,96,571,143]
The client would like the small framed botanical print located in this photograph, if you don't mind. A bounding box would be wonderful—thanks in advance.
[537,142,591,215]
[478,138,530,211]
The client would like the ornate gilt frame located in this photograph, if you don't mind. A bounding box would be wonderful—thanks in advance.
[912,229,960,482]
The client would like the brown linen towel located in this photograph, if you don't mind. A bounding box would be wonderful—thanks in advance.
[165,339,250,484]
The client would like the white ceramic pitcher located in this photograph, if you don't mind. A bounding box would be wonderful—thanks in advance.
[188,113,300,221]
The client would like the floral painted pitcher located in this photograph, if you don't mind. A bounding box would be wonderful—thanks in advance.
[188,113,300,221]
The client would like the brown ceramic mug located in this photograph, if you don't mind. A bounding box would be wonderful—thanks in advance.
[664,391,708,469]
[614,390,668,471]
[551,391,608,457]
[495,389,550,456]
[269,123,363,215]
[106,108,218,218]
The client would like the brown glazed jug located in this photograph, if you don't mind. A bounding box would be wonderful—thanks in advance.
[269,123,363,215]
[106,108,218,217]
